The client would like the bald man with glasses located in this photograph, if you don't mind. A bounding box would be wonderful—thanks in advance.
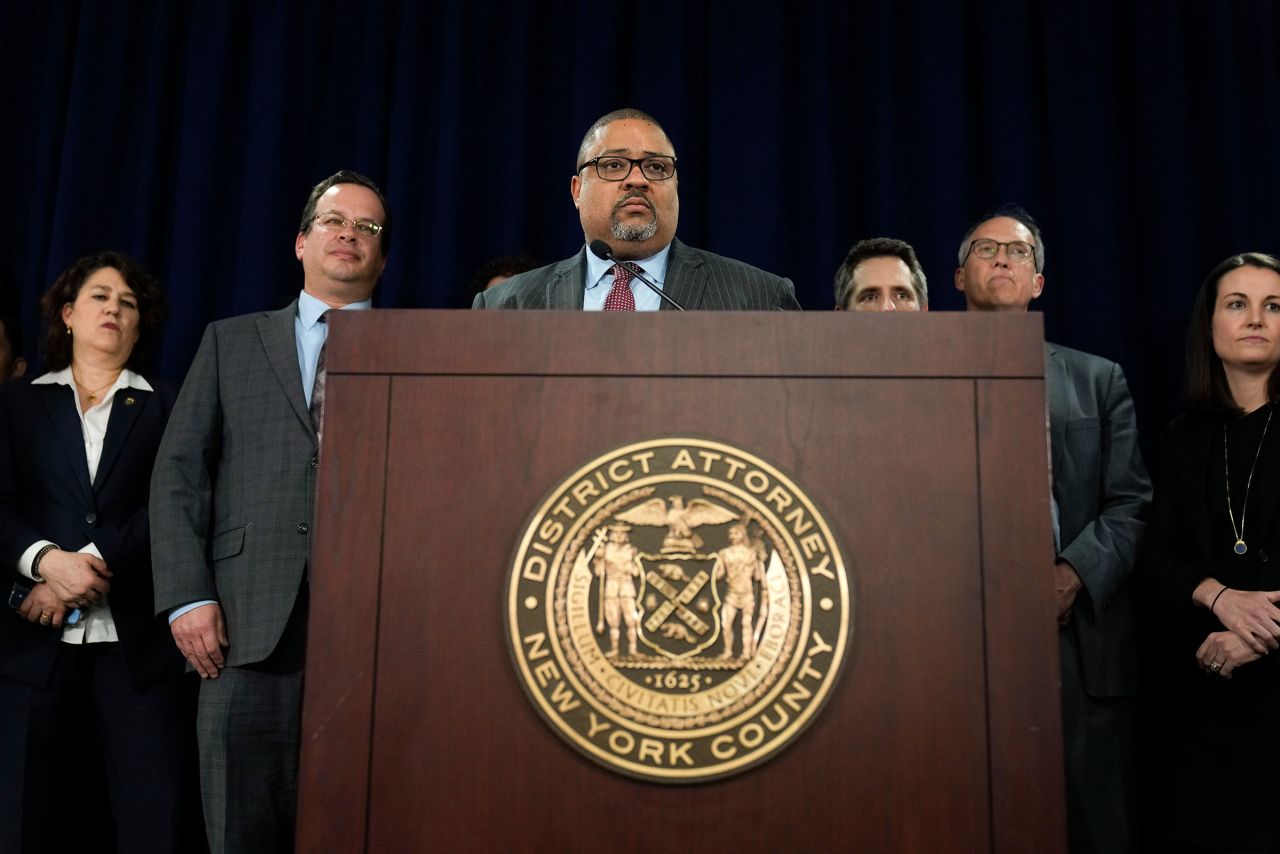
[473,107,799,311]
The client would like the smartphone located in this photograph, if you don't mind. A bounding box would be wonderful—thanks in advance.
[8,583,83,626]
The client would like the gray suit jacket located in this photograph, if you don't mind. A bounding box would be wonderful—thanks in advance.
[150,301,318,666]
[472,239,801,310]
[1048,342,1151,697]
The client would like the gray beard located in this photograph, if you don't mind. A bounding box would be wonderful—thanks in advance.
[611,217,658,242]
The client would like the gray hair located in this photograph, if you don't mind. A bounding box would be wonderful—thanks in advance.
[957,204,1045,273]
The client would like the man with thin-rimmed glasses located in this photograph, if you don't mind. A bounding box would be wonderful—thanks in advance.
[956,205,1150,854]
[474,107,799,311]
[151,170,391,854]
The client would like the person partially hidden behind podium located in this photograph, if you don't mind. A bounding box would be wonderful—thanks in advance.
[955,205,1150,854]
[150,170,390,854]
[472,108,800,311]
[832,237,928,312]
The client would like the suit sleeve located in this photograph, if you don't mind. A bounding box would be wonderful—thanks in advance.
[150,325,223,614]
[1058,362,1152,612]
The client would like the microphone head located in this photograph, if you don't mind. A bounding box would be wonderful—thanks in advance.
[588,239,614,261]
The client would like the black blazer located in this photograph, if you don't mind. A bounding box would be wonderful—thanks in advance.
[0,377,184,690]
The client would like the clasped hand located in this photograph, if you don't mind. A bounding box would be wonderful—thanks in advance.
[1212,588,1280,654]
[1197,630,1262,678]
[39,549,111,607]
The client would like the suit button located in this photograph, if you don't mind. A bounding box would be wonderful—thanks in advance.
[297,523,309,535]
[85,513,97,525]
[311,456,320,469]
[1259,549,1270,563]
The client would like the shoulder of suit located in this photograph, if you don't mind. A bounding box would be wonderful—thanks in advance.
[206,300,296,331]
[1047,341,1120,374]
[672,241,785,282]
[487,255,580,295]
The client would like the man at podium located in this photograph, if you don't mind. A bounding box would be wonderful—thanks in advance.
[955,205,1150,854]
[472,108,800,311]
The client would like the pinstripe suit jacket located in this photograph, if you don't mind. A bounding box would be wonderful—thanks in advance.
[150,301,318,666]
[471,239,801,310]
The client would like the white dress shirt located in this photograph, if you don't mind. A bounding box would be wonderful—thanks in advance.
[17,367,153,643]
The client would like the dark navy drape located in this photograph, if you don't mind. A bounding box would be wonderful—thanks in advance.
[4,0,1280,439]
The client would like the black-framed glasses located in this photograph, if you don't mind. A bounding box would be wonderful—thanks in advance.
[576,155,678,182]
[966,238,1035,265]
[311,212,384,238]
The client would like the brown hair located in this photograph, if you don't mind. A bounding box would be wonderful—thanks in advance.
[39,251,168,372]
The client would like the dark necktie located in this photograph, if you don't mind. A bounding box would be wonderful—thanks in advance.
[604,263,636,311]
[310,312,329,442]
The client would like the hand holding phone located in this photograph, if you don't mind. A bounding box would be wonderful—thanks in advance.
[9,582,81,626]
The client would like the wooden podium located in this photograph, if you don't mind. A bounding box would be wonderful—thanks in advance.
[296,310,1066,853]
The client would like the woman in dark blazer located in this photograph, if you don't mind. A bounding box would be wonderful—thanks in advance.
[0,253,199,853]
[1141,252,1280,852]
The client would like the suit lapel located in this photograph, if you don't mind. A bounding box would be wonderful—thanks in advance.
[547,252,587,309]
[258,302,313,435]
[37,384,94,503]
[661,239,707,310]
[93,387,149,492]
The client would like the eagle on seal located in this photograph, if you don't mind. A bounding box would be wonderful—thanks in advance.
[615,495,737,554]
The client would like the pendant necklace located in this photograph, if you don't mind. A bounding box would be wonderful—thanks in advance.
[1225,405,1273,555]
[72,371,119,405]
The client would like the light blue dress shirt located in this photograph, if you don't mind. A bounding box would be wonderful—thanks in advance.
[582,243,672,311]
[169,291,371,624]
[295,290,372,406]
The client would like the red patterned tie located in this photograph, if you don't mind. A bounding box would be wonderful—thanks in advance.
[603,263,636,311]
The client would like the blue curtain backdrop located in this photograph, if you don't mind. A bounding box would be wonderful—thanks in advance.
[3,0,1280,443]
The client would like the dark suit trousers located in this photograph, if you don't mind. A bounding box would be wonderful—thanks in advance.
[197,584,308,854]
[0,642,201,854]
[1061,625,1138,854]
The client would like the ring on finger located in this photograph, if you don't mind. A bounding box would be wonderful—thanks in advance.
[38,613,51,626]
[1210,661,1223,673]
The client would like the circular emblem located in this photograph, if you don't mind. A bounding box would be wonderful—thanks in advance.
[506,438,851,783]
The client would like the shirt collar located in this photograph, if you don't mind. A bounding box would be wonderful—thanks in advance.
[297,290,372,329]
[584,242,672,291]
[32,366,153,393]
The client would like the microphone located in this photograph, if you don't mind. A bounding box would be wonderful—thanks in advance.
[589,240,686,311]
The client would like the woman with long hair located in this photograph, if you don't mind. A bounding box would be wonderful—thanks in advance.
[1141,252,1280,852]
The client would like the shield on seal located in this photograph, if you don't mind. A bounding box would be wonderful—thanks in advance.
[636,555,722,660]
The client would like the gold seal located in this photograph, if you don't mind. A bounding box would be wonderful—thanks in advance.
[506,438,851,783]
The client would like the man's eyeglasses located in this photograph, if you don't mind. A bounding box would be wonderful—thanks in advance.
[311,212,384,238]
[966,238,1036,265]
[576,156,677,182]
